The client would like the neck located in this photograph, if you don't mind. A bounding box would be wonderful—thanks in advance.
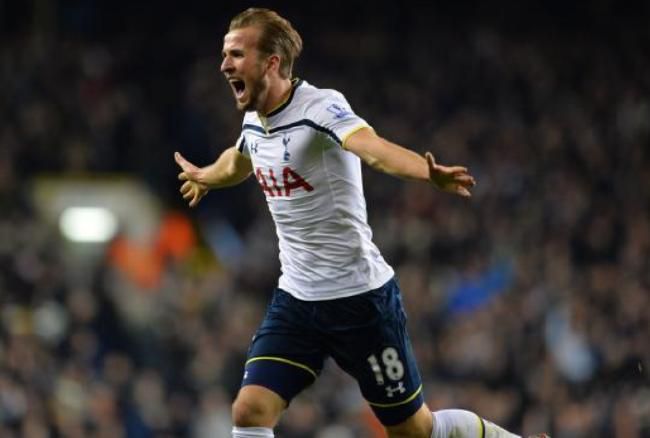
[259,77,292,116]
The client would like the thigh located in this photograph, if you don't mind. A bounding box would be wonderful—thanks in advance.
[320,278,424,426]
[242,288,326,404]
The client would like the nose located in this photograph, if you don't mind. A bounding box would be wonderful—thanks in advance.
[220,56,233,74]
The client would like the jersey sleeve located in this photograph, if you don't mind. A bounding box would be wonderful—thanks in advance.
[313,91,372,147]
[236,112,258,158]
[236,132,250,158]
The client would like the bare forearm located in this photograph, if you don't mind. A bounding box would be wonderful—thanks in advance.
[362,137,429,181]
[201,146,252,188]
[344,128,429,180]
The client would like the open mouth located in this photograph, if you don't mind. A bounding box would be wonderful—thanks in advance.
[230,79,246,98]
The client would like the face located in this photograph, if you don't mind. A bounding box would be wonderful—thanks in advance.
[221,27,270,112]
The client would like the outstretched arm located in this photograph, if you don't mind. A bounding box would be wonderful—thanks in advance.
[343,127,476,197]
[174,147,253,207]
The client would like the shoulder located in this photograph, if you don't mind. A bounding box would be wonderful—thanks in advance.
[297,81,348,106]
[294,81,353,121]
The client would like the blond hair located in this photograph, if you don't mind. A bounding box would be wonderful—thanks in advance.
[229,8,303,79]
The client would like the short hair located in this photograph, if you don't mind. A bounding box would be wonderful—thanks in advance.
[229,8,303,79]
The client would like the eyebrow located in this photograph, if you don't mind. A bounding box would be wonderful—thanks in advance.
[222,48,244,57]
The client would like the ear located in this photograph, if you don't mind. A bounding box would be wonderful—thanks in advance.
[266,54,281,74]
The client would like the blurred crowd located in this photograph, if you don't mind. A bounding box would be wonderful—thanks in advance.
[1,1,649,437]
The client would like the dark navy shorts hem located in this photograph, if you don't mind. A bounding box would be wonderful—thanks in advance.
[242,357,317,404]
[367,388,425,426]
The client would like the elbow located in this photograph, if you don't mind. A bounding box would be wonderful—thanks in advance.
[226,163,238,178]
[366,137,393,171]
[364,155,390,174]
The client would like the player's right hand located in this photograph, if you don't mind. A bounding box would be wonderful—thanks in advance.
[175,152,209,208]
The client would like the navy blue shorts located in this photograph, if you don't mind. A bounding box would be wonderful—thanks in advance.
[241,278,424,426]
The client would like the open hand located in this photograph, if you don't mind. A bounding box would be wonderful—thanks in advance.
[426,152,476,197]
[175,152,209,207]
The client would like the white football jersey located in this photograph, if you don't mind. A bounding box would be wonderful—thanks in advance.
[237,79,394,300]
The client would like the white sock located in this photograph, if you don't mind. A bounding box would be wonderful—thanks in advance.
[232,426,274,437]
[431,410,520,438]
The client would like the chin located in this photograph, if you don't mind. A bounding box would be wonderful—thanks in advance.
[233,97,248,111]
[238,102,255,112]
[239,97,261,112]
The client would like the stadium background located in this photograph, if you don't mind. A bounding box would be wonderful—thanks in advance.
[1,0,649,436]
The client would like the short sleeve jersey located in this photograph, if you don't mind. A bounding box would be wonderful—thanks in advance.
[237,79,394,300]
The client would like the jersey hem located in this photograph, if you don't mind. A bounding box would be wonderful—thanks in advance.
[277,268,395,301]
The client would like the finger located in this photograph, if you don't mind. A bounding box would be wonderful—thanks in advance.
[189,191,201,208]
[448,166,469,174]
[456,186,472,197]
[174,151,197,173]
[183,190,194,200]
[178,172,188,181]
[180,183,192,195]
[425,152,436,173]
[435,166,468,175]
[174,151,188,166]
[454,175,476,186]
[433,164,469,176]
[174,151,187,167]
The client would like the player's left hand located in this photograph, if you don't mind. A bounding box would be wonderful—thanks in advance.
[425,152,476,197]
